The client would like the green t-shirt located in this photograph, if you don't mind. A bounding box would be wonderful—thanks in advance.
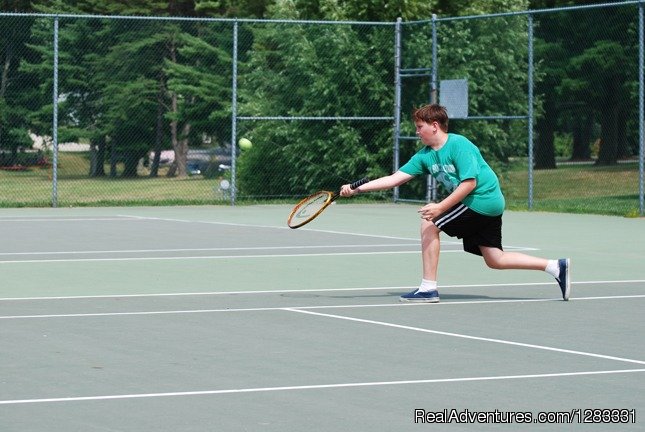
[399,133,505,216]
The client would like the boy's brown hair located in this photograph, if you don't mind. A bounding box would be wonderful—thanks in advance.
[412,104,449,132]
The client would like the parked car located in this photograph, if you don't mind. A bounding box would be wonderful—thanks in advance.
[149,146,237,176]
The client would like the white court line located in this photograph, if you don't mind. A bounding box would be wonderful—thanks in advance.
[120,214,424,242]
[0,284,420,301]
[119,215,538,250]
[0,217,137,222]
[2,293,645,320]
[0,243,420,256]
[0,214,536,256]
[0,246,540,264]
[0,213,424,242]
[287,308,645,366]
[0,368,643,405]
[0,250,425,264]
[1,279,643,301]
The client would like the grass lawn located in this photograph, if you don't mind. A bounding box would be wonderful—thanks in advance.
[1,152,642,216]
[0,152,229,207]
[501,160,641,217]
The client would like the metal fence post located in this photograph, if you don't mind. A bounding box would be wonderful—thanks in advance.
[428,14,438,202]
[527,13,534,210]
[638,0,645,216]
[393,18,402,202]
[230,19,238,206]
[51,15,59,208]
[430,14,438,105]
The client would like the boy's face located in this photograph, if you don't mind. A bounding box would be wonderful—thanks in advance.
[415,120,436,145]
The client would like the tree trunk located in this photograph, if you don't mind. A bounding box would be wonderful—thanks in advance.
[571,111,592,161]
[0,31,14,145]
[0,42,10,99]
[534,94,556,169]
[109,142,118,177]
[596,119,618,165]
[149,96,164,177]
[596,77,621,166]
[167,93,191,178]
[89,135,106,177]
[165,38,189,179]
[616,105,629,159]
[121,151,140,178]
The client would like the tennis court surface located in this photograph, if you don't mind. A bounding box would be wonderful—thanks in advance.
[1,204,643,431]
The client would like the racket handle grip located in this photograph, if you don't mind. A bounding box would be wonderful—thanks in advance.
[350,177,370,190]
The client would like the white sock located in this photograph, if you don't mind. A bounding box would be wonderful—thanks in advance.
[418,279,438,292]
[544,260,559,278]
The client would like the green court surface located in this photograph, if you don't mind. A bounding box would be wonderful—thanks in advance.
[0,204,643,431]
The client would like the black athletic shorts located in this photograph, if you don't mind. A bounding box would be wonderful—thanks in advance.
[432,203,503,256]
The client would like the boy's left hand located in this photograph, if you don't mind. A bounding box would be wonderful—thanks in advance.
[418,203,443,220]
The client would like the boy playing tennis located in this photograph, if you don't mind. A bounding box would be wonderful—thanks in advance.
[340,104,570,303]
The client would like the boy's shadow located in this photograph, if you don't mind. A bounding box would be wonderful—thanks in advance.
[280,292,532,301]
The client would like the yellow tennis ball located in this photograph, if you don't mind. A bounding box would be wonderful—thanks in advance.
[238,138,253,150]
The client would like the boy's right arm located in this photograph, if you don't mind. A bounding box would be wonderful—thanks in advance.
[341,171,413,197]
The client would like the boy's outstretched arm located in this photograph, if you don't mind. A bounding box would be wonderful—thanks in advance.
[340,171,413,197]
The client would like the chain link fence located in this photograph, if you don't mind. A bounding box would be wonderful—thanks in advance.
[1,2,644,216]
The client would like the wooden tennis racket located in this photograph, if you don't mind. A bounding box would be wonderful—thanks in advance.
[287,177,369,229]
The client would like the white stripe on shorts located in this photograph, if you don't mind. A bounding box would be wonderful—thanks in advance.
[434,203,468,229]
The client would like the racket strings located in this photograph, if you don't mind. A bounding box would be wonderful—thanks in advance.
[288,192,332,228]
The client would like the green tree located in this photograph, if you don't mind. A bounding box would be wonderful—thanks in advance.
[18,1,116,176]
[236,0,396,197]
[435,0,530,165]
[532,1,638,166]
[81,1,237,178]
[532,10,569,168]
[0,1,38,165]
[195,0,271,17]
[163,23,235,177]
[298,0,433,21]
[561,38,634,165]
